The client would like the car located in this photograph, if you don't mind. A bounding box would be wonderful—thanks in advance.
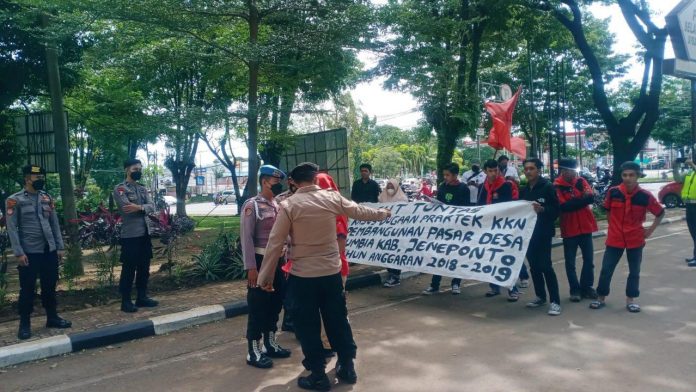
[658,181,683,209]
[646,159,666,170]
[163,195,177,206]
[218,190,236,204]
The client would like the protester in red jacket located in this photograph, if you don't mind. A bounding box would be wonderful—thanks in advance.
[554,157,599,302]
[591,161,664,313]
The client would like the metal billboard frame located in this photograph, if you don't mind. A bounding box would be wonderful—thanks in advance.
[280,128,350,198]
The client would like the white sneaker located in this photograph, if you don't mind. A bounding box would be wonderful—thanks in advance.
[548,302,562,316]
[451,284,461,295]
[518,279,529,289]
[422,286,439,295]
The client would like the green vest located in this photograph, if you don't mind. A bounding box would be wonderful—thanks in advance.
[682,171,696,201]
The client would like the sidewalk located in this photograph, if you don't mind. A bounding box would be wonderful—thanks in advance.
[0,208,686,367]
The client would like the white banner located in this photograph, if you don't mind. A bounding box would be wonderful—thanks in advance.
[347,201,538,288]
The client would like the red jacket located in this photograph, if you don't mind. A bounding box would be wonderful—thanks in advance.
[603,184,664,249]
[554,176,598,238]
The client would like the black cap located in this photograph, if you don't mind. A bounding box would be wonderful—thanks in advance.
[22,164,46,175]
[558,157,577,170]
[123,158,142,169]
[619,161,641,174]
[497,155,509,162]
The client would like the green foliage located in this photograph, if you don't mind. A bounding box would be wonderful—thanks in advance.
[191,231,245,282]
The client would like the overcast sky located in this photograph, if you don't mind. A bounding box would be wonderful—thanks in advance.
[147,0,683,168]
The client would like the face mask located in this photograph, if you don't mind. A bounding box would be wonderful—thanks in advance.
[271,183,283,196]
[387,188,396,196]
[131,171,142,181]
[32,179,45,191]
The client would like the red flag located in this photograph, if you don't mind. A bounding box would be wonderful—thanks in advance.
[486,86,522,153]
[510,137,527,160]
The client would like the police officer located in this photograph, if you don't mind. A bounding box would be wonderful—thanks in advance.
[114,159,158,313]
[242,164,291,368]
[6,164,72,340]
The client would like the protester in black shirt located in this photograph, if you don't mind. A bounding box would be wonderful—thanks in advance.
[351,163,380,203]
[521,158,562,316]
[422,163,471,296]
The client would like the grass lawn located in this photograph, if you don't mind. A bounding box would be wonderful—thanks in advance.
[191,216,240,234]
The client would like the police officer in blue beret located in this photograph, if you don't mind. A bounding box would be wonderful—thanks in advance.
[241,164,292,368]
[6,164,71,340]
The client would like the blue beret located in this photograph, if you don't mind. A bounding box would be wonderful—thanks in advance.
[259,165,285,180]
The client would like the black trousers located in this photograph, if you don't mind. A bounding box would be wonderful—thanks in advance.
[527,235,561,304]
[431,275,461,289]
[563,233,595,295]
[597,246,643,298]
[246,254,286,340]
[18,250,59,316]
[119,236,153,297]
[686,204,696,259]
[387,268,401,278]
[289,273,356,373]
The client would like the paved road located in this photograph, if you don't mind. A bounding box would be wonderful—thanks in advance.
[186,202,238,216]
[3,222,695,392]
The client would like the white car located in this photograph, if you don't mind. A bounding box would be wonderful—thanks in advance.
[163,195,177,206]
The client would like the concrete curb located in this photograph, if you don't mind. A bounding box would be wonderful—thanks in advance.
[0,215,685,368]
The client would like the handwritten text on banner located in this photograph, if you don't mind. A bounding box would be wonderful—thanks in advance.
[346,201,538,288]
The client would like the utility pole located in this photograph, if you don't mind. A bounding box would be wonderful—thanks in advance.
[42,12,82,274]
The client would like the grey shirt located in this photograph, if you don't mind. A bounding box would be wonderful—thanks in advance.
[5,190,64,256]
[113,181,155,238]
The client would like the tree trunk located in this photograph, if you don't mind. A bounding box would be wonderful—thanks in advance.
[42,12,83,274]
[243,1,260,204]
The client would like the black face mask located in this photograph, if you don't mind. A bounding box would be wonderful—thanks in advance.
[32,179,45,191]
[130,171,142,181]
[271,183,283,196]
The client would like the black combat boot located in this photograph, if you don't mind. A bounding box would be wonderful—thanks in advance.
[335,359,357,384]
[17,315,31,340]
[46,309,72,329]
[263,331,291,358]
[297,371,331,391]
[121,295,138,313]
[247,339,273,368]
[135,288,159,307]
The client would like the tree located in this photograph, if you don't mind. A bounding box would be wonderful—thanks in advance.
[644,77,691,151]
[528,0,667,182]
[376,0,539,183]
[362,147,404,179]
[76,0,375,204]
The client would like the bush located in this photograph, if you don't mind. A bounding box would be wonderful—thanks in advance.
[192,231,245,282]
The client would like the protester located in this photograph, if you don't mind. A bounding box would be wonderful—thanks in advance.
[241,165,291,369]
[673,158,696,266]
[114,159,159,313]
[422,163,471,295]
[418,179,434,198]
[554,157,599,302]
[462,160,486,204]
[350,163,380,203]
[521,158,562,316]
[554,158,597,302]
[316,173,351,286]
[6,164,72,340]
[380,179,409,288]
[498,155,520,184]
[591,162,665,312]
[258,162,390,390]
[478,159,525,301]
